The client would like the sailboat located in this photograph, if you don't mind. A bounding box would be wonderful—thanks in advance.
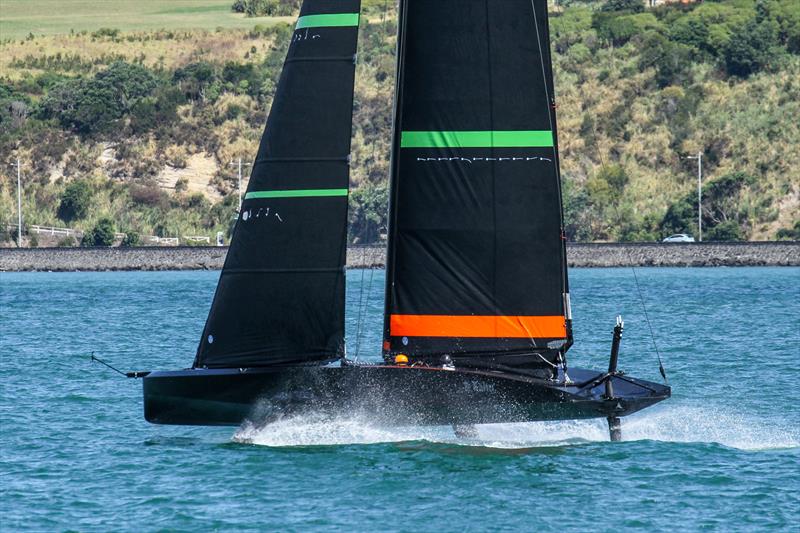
[139,0,669,441]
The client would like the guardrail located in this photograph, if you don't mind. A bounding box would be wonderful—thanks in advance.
[183,235,211,244]
[146,236,180,246]
[7,224,84,237]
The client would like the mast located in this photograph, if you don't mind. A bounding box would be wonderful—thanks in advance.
[383,0,570,367]
[194,0,362,369]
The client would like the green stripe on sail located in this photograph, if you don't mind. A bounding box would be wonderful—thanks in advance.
[295,13,360,29]
[400,130,554,148]
[245,189,348,200]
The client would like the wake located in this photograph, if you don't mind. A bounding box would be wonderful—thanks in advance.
[231,404,800,451]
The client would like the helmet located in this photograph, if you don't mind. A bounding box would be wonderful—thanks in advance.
[394,354,409,365]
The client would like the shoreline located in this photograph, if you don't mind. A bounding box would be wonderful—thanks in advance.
[1,242,797,271]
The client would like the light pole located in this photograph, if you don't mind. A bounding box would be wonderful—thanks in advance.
[10,158,22,247]
[229,158,251,213]
[684,151,703,242]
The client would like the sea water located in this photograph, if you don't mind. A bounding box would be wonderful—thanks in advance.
[1,267,798,531]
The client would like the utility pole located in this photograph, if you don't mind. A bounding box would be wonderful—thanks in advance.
[10,158,22,247]
[229,158,251,212]
[684,151,703,242]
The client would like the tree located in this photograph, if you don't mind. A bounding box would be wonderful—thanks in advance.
[723,14,781,77]
[601,0,644,14]
[39,62,159,135]
[348,182,388,244]
[58,180,94,222]
[95,62,158,109]
[660,172,755,239]
[639,32,693,88]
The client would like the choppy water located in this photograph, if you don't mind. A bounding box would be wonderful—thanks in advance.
[1,267,798,531]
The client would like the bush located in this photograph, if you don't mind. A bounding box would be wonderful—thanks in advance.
[597,164,628,195]
[775,221,800,240]
[58,180,94,222]
[121,231,140,247]
[236,0,301,17]
[706,220,743,241]
[639,32,693,88]
[57,235,77,247]
[81,217,116,246]
[129,183,168,207]
[601,0,644,14]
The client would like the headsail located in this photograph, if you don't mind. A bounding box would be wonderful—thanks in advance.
[383,0,571,365]
[194,0,362,368]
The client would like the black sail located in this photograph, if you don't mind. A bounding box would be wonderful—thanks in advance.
[194,0,361,369]
[383,0,571,365]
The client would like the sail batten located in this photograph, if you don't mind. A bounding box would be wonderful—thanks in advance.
[194,0,361,369]
[383,0,569,364]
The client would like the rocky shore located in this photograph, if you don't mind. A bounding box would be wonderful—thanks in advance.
[1,242,797,272]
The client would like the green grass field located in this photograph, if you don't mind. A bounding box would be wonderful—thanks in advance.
[0,0,287,39]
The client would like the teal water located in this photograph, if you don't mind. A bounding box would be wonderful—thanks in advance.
[1,267,798,531]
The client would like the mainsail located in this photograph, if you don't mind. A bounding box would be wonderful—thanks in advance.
[383,0,571,365]
[194,0,361,368]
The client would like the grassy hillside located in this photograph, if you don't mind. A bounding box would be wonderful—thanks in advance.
[0,0,798,247]
[0,1,288,39]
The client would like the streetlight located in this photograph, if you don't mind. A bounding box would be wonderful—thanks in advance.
[9,158,22,247]
[684,151,703,242]
[229,158,251,213]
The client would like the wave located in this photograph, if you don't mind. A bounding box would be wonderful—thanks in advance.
[231,404,799,451]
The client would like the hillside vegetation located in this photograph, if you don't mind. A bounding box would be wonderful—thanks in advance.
[0,0,798,247]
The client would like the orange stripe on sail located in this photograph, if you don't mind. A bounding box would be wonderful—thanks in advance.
[389,314,567,339]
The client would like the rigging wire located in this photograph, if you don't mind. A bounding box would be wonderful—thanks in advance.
[354,262,376,363]
[352,247,368,361]
[626,249,668,384]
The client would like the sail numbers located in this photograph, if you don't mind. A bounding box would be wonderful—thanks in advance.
[293,29,321,43]
[415,156,553,164]
[241,208,284,223]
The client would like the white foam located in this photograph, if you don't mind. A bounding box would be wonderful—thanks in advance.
[231,405,800,451]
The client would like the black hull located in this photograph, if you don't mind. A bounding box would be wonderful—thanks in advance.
[142,364,669,427]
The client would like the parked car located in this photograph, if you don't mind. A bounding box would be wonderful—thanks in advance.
[662,234,695,243]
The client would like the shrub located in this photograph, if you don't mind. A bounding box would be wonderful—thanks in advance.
[121,231,140,247]
[57,235,77,247]
[237,0,301,17]
[129,183,168,207]
[705,220,743,241]
[775,221,800,240]
[82,217,116,246]
[58,180,94,222]
[597,164,628,195]
[639,31,693,88]
[601,0,644,14]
